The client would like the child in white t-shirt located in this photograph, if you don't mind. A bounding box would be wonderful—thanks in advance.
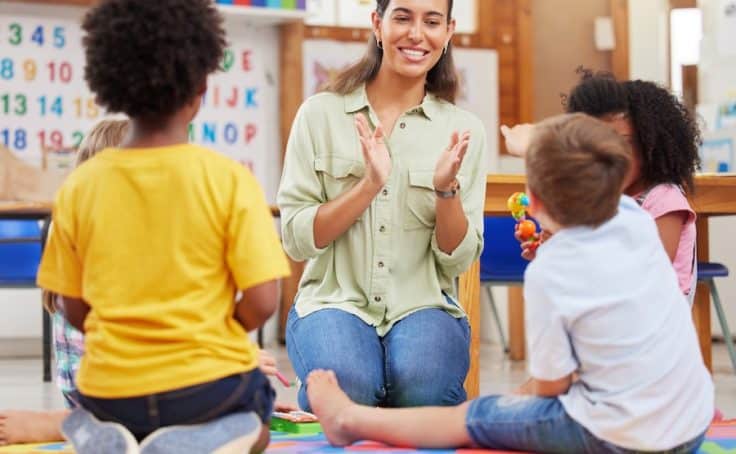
[304,113,713,453]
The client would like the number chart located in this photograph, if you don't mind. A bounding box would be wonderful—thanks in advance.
[0,15,96,166]
[1,4,283,201]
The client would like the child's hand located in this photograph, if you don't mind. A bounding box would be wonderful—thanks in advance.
[258,349,278,376]
[501,123,535,157]
[516,229,551,261]
[274,402,299,413]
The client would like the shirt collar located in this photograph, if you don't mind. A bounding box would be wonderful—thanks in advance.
[344,84,441,120]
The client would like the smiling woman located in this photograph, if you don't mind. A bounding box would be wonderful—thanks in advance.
[327,0,458,103]
[277,0,488,411]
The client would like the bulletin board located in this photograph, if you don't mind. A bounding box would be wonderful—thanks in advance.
[0,3,283,202]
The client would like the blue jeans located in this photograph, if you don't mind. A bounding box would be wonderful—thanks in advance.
[466,395,706,453]
[75,370,275,440]
[286,305,470,411]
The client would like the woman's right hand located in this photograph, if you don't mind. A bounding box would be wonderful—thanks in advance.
[355,113,392,190]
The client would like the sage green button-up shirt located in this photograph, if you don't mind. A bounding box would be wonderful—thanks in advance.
[277,85,487,336]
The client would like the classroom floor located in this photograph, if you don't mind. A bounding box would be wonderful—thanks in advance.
[1,341,735,417]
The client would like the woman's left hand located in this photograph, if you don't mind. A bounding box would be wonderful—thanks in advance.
[433,131,470,191]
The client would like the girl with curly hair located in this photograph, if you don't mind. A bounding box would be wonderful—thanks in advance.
[507,69,701,301]
[565,70,701,300]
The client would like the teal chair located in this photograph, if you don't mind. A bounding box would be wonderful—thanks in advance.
[698,262,736,373]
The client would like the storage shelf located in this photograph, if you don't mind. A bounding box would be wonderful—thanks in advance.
[217,5,308,25]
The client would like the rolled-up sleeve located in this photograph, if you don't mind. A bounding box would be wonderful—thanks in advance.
[277,103,328,261]
[431,122,487,278]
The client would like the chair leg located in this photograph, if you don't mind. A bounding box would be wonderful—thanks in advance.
[43,308,51,382]
[485,286,509,353]
[708,279,736,374]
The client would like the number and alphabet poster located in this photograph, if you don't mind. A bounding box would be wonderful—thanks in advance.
[0,11,95,166]
[0,4,282,201]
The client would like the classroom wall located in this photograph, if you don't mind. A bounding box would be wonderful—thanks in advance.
[628,0,670,85]
[496,0,614,175]
[531,0,613,121]
[698,0,736,337]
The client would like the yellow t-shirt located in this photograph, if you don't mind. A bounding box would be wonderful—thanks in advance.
[37,144,290,398]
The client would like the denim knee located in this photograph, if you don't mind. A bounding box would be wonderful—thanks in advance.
[286,307,386,409]
[387,367,467,407]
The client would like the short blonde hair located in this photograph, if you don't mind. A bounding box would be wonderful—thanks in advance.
[526,113,631,227]
[75,119,130,166]
[43,118,129,313]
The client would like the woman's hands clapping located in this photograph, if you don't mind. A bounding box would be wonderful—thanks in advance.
[355,113,392,190]
[434,131,470,191]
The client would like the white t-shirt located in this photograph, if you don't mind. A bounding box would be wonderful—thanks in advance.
[524,196,713,451]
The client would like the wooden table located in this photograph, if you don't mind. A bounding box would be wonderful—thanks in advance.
[0,201,52,219]
[467,174,736,373]
[0,201,53,382]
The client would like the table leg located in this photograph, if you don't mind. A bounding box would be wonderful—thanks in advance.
[41,216,52,382]
[43,308,51,382]
[694,217,712,371]
[508,287,526,361]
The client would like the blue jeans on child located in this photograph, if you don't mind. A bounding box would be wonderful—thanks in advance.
[74,369,274,441]
[466,394,706,453]
[286,305,470,411]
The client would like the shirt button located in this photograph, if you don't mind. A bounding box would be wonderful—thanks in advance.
[378,261,385,268]
[374,296,382,302]
[379,225,386,233]
[382,188,389,196]
[399,122,406,129]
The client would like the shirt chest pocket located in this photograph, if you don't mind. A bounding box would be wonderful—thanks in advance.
[404,171,437,230]
[404,171,470,231]
[315,156,365,201]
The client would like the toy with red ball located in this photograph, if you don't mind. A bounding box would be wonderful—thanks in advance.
[506,192,540,251]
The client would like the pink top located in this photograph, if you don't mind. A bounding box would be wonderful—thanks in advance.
[638,184,696,296]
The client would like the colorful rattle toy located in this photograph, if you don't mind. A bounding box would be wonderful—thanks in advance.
[507,192,540,250]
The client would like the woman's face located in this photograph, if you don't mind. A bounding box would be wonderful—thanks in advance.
[600,113,643,194]
[372,0,455,81]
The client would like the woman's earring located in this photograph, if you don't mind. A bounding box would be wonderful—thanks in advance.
[443,43,448,55]
[377,39,383,50]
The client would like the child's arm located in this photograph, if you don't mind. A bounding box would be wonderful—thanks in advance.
[57,296,90,333]
[234,280,279,332]
[515,374,573,397]
[500,123,536,157]
[654,212,688,262]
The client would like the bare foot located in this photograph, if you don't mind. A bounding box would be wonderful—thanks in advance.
[306,370,360,447]
[0,410,68,445]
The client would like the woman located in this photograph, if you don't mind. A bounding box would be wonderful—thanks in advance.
[277,0,487,411]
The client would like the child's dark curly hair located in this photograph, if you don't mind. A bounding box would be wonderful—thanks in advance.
[82,0,227,118]
[565,68,702,193]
